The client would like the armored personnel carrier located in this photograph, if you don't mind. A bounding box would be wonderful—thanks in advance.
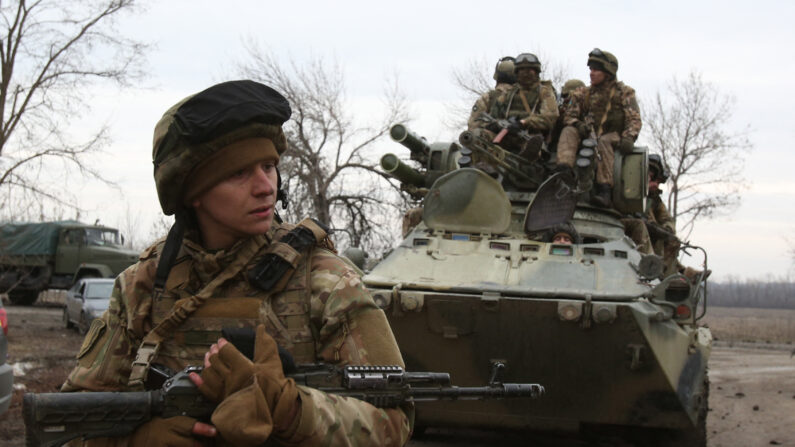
[363,125,711,445]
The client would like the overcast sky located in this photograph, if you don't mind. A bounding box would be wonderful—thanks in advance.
[72,0,795,281]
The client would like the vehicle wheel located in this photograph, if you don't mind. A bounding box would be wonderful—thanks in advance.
[8,289,39,305]
[674,373,708,447]
[63,308,74,329]
[78,312,90,335]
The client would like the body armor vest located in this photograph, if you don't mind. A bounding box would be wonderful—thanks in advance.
[148,225,320,375]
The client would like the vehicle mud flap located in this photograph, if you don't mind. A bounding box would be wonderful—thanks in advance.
[523,172,578,234]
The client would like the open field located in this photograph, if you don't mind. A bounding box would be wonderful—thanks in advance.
[701,306,795,346]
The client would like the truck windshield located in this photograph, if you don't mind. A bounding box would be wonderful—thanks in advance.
[84,228,120,246]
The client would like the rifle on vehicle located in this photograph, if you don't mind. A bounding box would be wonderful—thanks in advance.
[24,360,543,447]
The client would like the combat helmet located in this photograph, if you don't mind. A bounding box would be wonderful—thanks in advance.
[561,79,585,97]
[515,53,542,73]
[648,154,670,183]
[493,56,517,84]
[152,80,292,216]
[587,48,618,76]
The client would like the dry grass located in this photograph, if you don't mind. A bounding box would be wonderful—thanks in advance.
[701,306,795,345]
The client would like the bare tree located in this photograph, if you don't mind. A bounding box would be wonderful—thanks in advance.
[0,0,147,220]
[235,44,411,254]
[446,52,572,131]
[642,70,752,236]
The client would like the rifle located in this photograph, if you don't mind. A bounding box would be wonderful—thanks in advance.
[24,361,543,447]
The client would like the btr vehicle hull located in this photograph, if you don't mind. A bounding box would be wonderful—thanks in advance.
[364,127,711,445]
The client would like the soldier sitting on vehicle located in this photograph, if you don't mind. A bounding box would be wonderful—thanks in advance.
[467,56,517,132]
[549,79,585,153]
[555,49,642,208]
[621,154,709,281]
[486,53,558,159]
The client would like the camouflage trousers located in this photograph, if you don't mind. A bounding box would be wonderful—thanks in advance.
[556,127,618,186]
[622,218,681,277]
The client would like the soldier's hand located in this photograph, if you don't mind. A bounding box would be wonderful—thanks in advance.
[193,337,255,403]
[574,121,590,139]
[128,416,216,447]
[618,136,635,153]
[201,325,301,446]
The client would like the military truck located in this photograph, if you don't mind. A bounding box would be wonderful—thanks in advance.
[0,221,138,305]
[364,125,711,445]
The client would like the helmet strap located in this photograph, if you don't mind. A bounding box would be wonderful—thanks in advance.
[153,211,187,296]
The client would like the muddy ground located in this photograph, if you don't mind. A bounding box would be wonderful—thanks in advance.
[1,305,793,446]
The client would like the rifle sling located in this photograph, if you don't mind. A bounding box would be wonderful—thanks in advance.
[128,235,266,389]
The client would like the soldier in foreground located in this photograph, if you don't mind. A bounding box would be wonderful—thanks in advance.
[60,80,412,446]
[467,56,516,131]
[556,48,642,207]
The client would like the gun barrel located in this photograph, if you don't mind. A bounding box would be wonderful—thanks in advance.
[381,153,426,187]
[390,124,431,158]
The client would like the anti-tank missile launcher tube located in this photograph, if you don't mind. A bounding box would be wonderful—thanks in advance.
[390,124,430,163]
[380,153,426,187]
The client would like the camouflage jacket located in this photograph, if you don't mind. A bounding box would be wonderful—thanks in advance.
[489,81,559,133]
[467,83,513,130]
[62,222,412,446]
[564,80,642,140]
[646,191,675,233]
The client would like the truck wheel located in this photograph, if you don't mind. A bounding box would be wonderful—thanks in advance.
[8,289,39,305]
[63,308,74,329]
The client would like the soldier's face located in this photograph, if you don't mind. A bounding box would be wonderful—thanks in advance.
[192,160,279,249]
[553,233,573,245]
[516,68,538,86]
[648,173,660,193]
[590,68,607,86]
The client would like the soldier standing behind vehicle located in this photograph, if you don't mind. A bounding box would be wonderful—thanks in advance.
[467,56,516,131]
[60,80,412,446]
[556,49,642,207]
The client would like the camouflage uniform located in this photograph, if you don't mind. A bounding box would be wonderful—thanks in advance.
[467,82,513,131]
[622,191,679,275]
[557,80,642,186]
[489,81,558,135]
[62,221,412,446]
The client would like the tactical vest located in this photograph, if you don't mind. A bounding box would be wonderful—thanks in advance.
[586,81,625,136]
[493,83,541,120]
[130,220,329,387]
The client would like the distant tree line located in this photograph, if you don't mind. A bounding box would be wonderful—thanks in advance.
[708,277,795,309]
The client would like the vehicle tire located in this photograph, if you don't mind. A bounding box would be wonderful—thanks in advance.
[78,312,90,335]
[63,308,74,329]
[8,289,39,305]
[674,373,708,447]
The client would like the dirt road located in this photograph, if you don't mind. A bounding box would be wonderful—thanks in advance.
[1,305,793,446]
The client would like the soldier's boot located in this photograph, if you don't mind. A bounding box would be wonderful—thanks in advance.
[518,134,545,163]
[553,164,576,186]
[591,183,613,208]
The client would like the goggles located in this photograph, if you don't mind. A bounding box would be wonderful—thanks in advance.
[589,48,606,59]
[515,53,540,65]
